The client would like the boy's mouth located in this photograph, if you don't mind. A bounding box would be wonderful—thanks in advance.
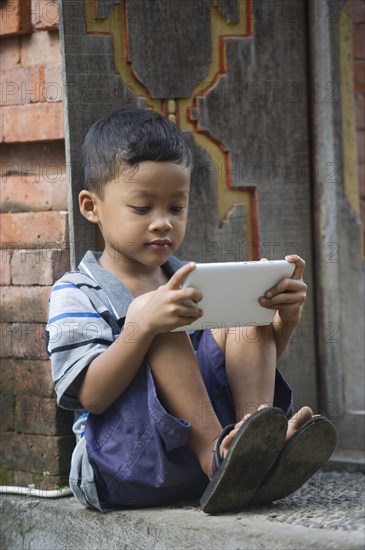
[148,239,171,250]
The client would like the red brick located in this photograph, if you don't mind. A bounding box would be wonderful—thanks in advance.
[0,249,12,285]
[0,211,68,248]
[355,94,365,129]
[21,29,61,66]
[31,0,59,30]
[0,108,4,142]
[44,63,63,102]
[12,470,69,489]
[1,323,48,359]
[0,433,74,474]
[11,248,70,285]
[0,358,54,396]
[0,0,32,36]
[353,24,365,59]
[0,36,21,70]
[2,465,69,487]
[351,0,365,24]
[0,65,45,106]
[1,394,15,431]
[0,174,68,212]
[0,63,63,106]
[0,285,51,322]
[1,141,66,181]
[1,102,64,142]
[354,60,365,94]
[15,396,73,435]
[51,175,68,211]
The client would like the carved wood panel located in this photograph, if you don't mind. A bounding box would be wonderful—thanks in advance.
[59,0,317,408]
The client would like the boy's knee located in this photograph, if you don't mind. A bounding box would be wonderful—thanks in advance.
[148,331,195,360]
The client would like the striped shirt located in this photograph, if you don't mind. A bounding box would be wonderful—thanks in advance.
[46,251,184,411]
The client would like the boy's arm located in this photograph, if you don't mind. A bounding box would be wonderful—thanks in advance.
[271,314,300,361]
[259,255,307,361]
[74,325,155,414]
[75,263,203,414]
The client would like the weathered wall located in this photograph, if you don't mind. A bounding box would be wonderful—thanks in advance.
[351,0,365,249]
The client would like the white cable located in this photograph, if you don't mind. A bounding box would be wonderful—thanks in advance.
[0,484,72,498]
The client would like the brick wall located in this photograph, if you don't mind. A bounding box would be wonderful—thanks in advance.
[351,0,365,236]
[0,0,73,488]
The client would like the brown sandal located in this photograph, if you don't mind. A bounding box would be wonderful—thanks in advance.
[200,407,288,514]
[251,415,337,505]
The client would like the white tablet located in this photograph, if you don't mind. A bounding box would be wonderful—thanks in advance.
[174,260,295,331]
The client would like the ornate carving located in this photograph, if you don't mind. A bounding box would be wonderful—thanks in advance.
[84,0,258,257]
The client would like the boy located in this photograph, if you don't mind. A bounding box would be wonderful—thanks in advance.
[47,108,337,514]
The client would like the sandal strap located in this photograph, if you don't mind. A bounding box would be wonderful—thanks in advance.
[210,423,235,478]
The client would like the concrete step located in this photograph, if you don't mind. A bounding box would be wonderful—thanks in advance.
[2,469,364,549]
[1,491,364,550]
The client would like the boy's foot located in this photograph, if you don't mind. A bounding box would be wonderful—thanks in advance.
[211,413,252,474]
[200,407,288,514]
[250,413,337,505]
[213,404,273,473]
[285,405,314,441]
[215,406,320,478]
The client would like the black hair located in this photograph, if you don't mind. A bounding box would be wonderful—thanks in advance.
[83,107,192,195]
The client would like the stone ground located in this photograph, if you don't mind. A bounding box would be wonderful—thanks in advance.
[1,467,364,550]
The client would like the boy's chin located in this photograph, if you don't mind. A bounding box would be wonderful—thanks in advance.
[126,252,172,268]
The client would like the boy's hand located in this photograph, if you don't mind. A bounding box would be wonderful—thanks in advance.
[258,255,307,325]
[125,262,204,335]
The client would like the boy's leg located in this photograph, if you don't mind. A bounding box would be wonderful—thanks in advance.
[213,326,277,420]
[212,327,314,437]
[147,331,246,479]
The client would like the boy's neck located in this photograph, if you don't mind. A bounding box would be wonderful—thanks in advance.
[98,249,168,296]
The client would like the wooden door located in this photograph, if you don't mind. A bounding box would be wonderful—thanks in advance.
[60,0,318,409]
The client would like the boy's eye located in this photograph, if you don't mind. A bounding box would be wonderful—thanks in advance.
[131,206,150,214]
[171,205,185,214]
[130,205,185,215]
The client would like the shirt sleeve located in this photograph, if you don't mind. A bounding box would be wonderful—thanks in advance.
[46,279,116,410]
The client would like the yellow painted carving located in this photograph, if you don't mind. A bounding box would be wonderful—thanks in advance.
[178,1,253,233]
[167,99,176,122]
[189,131,254,236]
[84,1,162,113]
[84,0,254,243]
[167,100,176,114]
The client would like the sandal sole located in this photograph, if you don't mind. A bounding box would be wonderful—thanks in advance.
[200,407,288,514]
[251,416,337,505]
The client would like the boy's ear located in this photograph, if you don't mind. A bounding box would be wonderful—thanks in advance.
[79,190,100,224]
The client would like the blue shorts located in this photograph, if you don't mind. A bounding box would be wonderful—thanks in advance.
[85,330,293,508]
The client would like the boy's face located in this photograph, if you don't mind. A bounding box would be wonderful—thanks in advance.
[80,161,191,270]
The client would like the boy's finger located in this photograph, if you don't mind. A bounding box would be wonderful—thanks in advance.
[285,255,305,280]
[166,262,196,290]
[261,291,306,307]
[181,287,203,303]
[263,278,305,299]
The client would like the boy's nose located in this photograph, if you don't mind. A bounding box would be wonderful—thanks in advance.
[149,215,173,232]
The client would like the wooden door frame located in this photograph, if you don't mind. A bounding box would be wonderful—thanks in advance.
[307,0,364,451]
